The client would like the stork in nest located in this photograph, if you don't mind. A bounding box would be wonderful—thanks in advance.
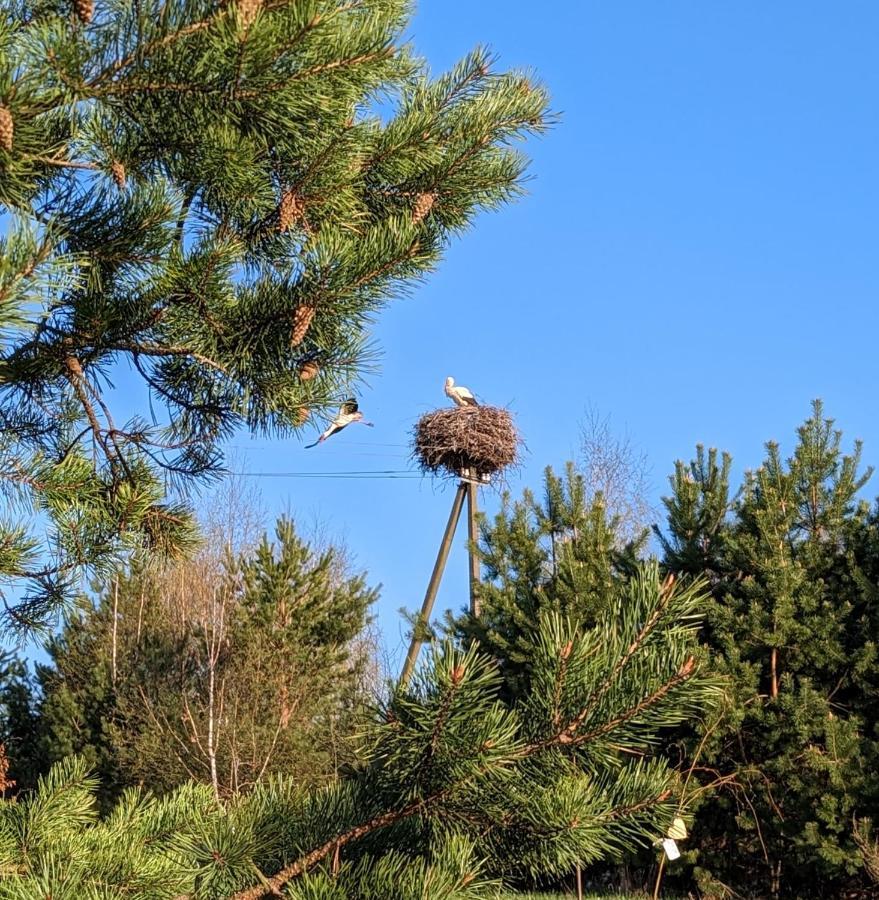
[444,376,478,407]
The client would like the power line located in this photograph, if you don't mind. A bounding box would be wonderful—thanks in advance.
[228,449,411,459]
[228,442,409,450]
[229,469,422,480]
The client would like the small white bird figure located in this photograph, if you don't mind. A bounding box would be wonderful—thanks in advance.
[444,376,478,408]
[306,398,373,448]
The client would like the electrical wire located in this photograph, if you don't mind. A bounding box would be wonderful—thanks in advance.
[229,469,422,479]
[228,441,409,450]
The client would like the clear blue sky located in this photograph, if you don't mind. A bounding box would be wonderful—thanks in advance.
[221,1,879,669]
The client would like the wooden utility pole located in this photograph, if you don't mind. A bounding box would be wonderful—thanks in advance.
[466,479,481,616]
[398,481,468,688]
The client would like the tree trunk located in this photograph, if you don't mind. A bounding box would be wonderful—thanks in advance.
[207,652,219,800]
[111,576,119,686]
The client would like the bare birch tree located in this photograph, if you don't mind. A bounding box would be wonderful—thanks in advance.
[579,406,655,546]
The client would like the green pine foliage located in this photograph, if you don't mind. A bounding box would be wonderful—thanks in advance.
[657,402,879,897]
[285,834,502,899]
[452,463,645,701]
[0,566,720,898]
[0,0,550,627]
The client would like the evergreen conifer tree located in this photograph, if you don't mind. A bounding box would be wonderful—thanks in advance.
[0,566,721,898]
[657,402,879,898]
[452,463,645,701]
[0,0,549,628]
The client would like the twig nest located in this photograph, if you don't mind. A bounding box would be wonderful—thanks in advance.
[413,406,519,480]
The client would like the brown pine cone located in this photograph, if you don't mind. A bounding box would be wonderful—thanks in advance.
[73,0,94,24]
[0,106,13,152]
[412,192,435,224]
[290,306,315,346]
[237,0,262,27]
[294,406,309,426]
[110,160,126,189]
[278,189,302,232]
[298,360,320,381]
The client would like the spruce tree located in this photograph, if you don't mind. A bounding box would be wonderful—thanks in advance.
[658,402,879,898]
[452,463,645,702]
[0,0,549,628]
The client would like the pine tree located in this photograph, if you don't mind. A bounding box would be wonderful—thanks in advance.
[658,402,879,898]
[452,463,645,702]
[0,567,721,898]
[654,444,734,578]
[0,0,549,628]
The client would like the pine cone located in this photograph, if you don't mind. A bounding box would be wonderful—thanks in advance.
[0,106,13,152]
[73,0,94,24]
[290,306,315,346]
[294,406,309,426]
[110,160,126,189]
[278,188,302,232]
[411,192,435,224]
[237,0,262,27]
[298,360,320,381]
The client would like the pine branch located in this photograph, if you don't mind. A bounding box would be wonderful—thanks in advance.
[27,156,99,170]
[63,355,111,464]
[230,800,427,900]
[111,341,229,375]
[0,0,549,626]
[563,656,697,747]
[90,11,223,86]
[235,48,395,98]
[226,652,702,897]
[560,572,679,737]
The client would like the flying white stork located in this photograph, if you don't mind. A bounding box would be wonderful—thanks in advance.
[444,376,478,408]
[305,398,373,448]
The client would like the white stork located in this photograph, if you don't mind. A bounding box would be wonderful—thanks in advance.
[305,398,373,448]
[444,376,478,408]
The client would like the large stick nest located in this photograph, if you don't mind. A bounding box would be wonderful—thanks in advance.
[413,406,520,480]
